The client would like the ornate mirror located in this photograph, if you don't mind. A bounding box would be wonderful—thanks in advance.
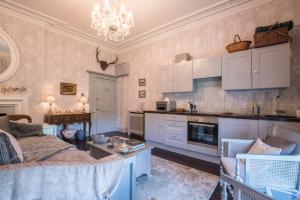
[0,26,20,83]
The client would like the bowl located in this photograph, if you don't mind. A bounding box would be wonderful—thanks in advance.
[92,135,109,144]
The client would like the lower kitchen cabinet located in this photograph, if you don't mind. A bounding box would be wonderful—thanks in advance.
[218,118,259,155]
[144,113,163,143]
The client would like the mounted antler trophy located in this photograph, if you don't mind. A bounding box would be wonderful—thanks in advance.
[96,47,119,71]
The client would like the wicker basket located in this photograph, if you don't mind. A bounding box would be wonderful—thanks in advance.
[254,25,292,48]
[226,34,252,53]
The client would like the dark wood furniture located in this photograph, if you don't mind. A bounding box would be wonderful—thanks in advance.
[44,113,92,139]
[7,114,32,123]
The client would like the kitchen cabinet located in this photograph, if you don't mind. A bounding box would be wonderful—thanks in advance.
[222,43,290,90]
[218,118,259,154]
[160,65,174,93]
[144,113,163,143]
[193,55,222,79]
[252,43,290,89]
[159,61,193,93]
[222,50,252,90]
[173,61,193,92]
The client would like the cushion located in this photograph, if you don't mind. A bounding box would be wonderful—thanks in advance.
[0,129,23,164]
[221,157,245,179]
[265,135,297,155]
[248,138,281,155]
[9,121,43,138]
[0,116,11,132]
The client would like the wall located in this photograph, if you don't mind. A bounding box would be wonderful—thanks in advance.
[0,9,116,123]
[117,0,300,130]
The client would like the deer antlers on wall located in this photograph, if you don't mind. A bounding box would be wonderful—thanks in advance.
[96,47,119,71]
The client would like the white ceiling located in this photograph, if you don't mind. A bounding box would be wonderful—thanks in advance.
[9,0,222,42]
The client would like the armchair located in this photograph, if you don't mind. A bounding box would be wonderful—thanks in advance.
[220,138,300,200]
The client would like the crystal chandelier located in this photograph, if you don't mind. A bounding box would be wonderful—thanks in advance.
[91,0,135,42]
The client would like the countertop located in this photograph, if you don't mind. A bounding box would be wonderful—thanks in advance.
[140,110,300,122]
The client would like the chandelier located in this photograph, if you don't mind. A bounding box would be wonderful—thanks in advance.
[91,0,135,42]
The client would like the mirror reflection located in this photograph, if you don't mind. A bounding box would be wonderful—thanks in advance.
[0,37,11,74]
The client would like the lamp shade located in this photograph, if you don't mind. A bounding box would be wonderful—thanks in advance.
[79,96,88,104]
[46,95,56,103]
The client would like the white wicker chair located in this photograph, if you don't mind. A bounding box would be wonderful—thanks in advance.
[220,138,300,200]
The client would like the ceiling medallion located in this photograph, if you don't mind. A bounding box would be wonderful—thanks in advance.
[91,0,135,42]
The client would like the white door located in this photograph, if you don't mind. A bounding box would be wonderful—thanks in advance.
[160,65,174,93]
[95,78,115,133]
[193,56,222,79]
[222,50,252,90]
[173,61,193,92]
[252,43,290,89]
[145,114,163,143]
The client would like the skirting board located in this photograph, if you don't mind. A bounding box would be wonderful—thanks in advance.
[146,141,220,164]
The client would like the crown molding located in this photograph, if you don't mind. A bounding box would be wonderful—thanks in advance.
[0,0,117,52]
[117,0,271,53]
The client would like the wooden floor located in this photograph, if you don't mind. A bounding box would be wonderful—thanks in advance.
[72,131,222,200]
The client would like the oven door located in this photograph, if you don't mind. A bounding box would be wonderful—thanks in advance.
[188,122,218,146]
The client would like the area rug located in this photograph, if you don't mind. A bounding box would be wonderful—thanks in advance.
[136,156,219,200]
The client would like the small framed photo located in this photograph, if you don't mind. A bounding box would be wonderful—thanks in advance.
[139,90,146,98]
[60,82,77,95]
[138,78,146,86]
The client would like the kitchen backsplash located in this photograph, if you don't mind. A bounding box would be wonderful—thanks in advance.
[164,78,300,115]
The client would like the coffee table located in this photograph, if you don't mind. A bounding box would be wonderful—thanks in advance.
[88,141,153,178]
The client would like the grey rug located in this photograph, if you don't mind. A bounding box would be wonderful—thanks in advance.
[136,156,219,200]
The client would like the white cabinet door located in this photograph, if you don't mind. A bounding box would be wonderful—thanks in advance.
[145,114,163,143]
[218,118,259,154]
[193,56,222,79]
[160,65,174,93]
[252,43,290,89]
[222,50,252,90]
[173,61,193,92]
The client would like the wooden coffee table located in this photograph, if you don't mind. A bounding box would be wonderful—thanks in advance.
[88,141,153,178]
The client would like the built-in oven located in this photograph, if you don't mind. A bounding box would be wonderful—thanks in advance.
[187,116,218,148]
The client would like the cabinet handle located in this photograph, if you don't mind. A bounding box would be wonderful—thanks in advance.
[253,70,259,73]
[246,71,251,74]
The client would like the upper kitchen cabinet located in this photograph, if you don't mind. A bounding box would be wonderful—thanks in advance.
[193,55,222,79]
[173,61,193,92]
[222,50,252,90]
[160,64,174,93]
[222,43,291,90]
[252,43,290,89]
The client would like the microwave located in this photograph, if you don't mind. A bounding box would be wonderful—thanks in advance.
[156,101,176,111]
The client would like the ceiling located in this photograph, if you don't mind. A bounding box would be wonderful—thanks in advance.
[8,0,222,42]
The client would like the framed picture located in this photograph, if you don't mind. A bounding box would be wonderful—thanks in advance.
[60,82,77,95]
[139,90,146,98]
[138,78,146,86]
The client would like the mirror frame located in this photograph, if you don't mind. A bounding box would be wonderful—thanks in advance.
[0,26,20,83]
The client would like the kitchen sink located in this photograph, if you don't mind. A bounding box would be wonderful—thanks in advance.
[263,115,297,119]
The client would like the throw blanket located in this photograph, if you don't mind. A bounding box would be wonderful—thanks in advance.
[0,155,124,200]
[18,136,74,162]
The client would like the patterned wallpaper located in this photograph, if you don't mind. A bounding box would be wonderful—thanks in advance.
[0,11,115,123]
[117,0,300,130]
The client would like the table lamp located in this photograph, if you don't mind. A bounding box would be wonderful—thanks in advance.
[79,94,88,113]
[46,95,56,115]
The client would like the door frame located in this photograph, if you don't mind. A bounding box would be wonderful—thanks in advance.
[88,71,117,135]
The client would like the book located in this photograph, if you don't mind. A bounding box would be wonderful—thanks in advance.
[125,139,145,149]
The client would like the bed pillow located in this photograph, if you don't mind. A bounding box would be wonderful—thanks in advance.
[248,138,281,155]
[9,121,43,138]
[265,135,297,155]
[0,129,23,164]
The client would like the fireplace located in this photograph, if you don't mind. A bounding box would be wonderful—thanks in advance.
[0,96,27,115]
